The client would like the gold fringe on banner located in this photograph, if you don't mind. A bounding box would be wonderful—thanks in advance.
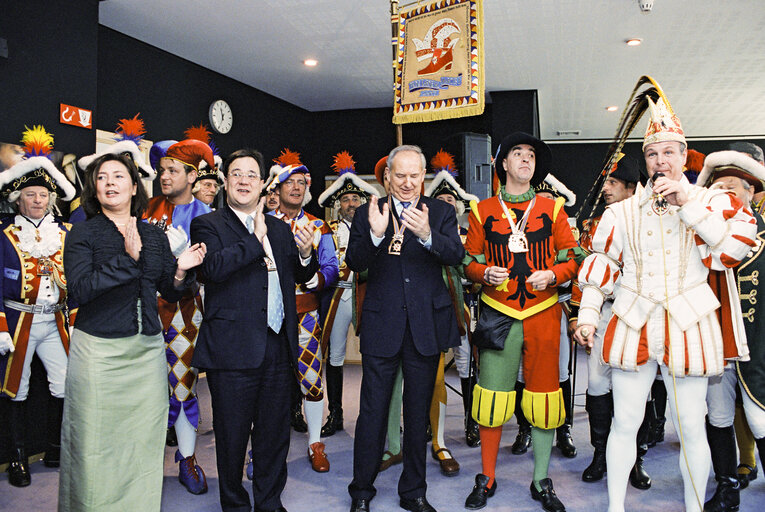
[392,0,485,125]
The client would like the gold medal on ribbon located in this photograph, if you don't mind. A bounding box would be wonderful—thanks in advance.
[389,233,404,255]
[387,197,420,256]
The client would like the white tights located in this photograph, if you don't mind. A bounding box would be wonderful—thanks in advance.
[608,361,710,512]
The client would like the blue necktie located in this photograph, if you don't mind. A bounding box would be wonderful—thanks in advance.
[247,215,284,332]
[399,201,411,221]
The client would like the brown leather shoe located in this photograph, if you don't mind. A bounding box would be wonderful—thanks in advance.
[431,447,460,476]
[309,442,330,472]
[379,450,403,472]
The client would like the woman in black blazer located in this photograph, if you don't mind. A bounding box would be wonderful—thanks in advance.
[59,153,206,512]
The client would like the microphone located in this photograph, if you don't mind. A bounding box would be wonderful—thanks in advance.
[652,172,668,208]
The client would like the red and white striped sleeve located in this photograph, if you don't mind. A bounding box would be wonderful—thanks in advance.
[576,206,624,327]
[678,189,757,270]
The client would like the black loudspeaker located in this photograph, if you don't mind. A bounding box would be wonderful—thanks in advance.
[445,132,492,201]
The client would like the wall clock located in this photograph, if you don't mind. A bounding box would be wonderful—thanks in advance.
[209,99,233,134]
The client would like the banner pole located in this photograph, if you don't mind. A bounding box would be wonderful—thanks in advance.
[391,1,403,145]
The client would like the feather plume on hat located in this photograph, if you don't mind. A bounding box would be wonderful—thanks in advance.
[0,125,76,201]
[318,151,378,208]
[186,124,223,183]
[425,150,478,215]
[265,148,311,206]
[430,149,458,177]
[78,114,156,179]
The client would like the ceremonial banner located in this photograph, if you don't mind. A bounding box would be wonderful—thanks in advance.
[393,0,484,124]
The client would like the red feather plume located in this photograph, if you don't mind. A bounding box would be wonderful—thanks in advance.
[184,124,211,144]
[685,149,706,173]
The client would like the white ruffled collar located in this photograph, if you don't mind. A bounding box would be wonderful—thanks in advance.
[15,214,62,258]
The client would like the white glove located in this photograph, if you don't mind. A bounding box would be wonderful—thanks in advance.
[0,332,14,355]
[166,225,190,258]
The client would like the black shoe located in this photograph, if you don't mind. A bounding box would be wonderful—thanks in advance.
[465,473,496,510]
[255,508,288,512]
[291,406,308,433]
[704,475,740,512]
[350,499,370,512]
[321,410,344,437]
[465,418,481,448]
[43,444,61,468]
[511,427,532,455]
[400,496,436,512]
[556,424,577,458]
[737,463,757,490]
[8,447,31,487]
[582,449,606,482]
[530,479,565,512]
[166,427,178,447]
[629,460,651,490]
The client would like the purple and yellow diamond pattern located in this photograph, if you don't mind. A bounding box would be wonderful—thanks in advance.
[297,310,324,401]
[162,294,203,429]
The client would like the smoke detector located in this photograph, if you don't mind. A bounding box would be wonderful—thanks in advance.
[638,0,654,14]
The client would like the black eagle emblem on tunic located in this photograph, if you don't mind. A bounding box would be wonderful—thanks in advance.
[483,211,555,308]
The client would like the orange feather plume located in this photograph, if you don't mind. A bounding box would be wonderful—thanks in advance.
[273,148,303,167]
[184,124,211,144]
[331,151,356,175]
[116,113,146,141]
[430,149,457,175]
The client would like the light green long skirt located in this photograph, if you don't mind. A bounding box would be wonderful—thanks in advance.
[58,328,168,512]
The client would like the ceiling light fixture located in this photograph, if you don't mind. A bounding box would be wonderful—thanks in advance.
[303,59,318,67]
[606,106,618,112]
[625,38,642,47]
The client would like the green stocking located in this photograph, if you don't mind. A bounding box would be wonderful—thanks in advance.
[531,426,554,489]
[383,365,404,459]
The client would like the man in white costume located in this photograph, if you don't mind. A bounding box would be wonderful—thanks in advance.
[574,95,757,512]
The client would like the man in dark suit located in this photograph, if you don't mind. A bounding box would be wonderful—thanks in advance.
[190,148,318,512]
[346,145,465,512]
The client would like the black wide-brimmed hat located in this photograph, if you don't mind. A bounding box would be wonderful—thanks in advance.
[494,132,552,186]
[609,154,640,184]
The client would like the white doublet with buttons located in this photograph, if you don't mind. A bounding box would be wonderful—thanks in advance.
[578,178,756,376]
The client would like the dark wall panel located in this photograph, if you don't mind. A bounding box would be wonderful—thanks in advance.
[0,0,99,155]
[97,26,311,164]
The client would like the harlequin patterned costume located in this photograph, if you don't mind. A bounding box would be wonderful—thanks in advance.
[271,208,339,399]
[144,195,211,429]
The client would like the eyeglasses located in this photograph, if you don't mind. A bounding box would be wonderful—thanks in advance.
[229,171,260,181]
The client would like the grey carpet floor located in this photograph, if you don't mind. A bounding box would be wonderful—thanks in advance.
[2,345,763,511]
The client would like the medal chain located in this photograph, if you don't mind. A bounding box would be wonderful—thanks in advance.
[497,196,535,239]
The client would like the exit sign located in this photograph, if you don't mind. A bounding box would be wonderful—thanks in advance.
[60,104,93,129]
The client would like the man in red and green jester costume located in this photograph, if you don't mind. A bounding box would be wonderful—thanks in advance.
[462,132,584,512]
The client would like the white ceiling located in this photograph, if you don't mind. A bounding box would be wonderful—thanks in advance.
[99,0,765,141]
